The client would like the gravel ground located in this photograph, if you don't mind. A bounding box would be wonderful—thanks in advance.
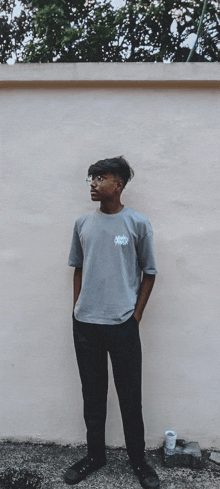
[0,442,220,489]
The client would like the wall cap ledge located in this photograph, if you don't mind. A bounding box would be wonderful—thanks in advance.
[0,63,220,84]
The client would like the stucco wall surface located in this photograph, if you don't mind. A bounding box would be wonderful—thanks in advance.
[0,63,220,448]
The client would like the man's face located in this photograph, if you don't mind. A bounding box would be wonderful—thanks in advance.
[88,173,122,201]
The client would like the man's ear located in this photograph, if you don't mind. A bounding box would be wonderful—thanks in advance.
[117,179,124,192]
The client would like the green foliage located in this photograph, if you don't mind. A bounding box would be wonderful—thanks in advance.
[0,0,219,63]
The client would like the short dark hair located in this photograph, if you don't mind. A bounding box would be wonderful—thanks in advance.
[88,156,134,187]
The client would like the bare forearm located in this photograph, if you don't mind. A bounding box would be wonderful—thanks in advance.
[134,274,155,324]
[73,267,82,308]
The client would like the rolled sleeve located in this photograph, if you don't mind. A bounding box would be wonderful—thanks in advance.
[68,222,83,267]
[136,228,158,275]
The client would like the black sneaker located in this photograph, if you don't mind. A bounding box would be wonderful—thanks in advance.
[64,454,106,485]
[132,459,160,489]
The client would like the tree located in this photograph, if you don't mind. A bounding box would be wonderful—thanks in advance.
[0,0,219,63]
[0,1,15,63]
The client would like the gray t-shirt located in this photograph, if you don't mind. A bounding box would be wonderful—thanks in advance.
[68,206,157,325]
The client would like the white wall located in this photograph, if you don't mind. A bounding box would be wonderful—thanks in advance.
[0,64,220,448]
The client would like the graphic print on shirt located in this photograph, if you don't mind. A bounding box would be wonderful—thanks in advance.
[114,235,129,246]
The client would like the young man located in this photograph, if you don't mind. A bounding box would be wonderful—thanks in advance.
[65,157,159,489]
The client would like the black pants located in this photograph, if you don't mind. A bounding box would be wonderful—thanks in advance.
[73,314,145,464]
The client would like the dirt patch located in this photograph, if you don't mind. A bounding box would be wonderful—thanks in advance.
[0,467,42,489]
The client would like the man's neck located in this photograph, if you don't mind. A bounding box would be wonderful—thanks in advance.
[100,200,124,215]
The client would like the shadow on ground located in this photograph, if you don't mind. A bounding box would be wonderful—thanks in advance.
[0,442,220,489]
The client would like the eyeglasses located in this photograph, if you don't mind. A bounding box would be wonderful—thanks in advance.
[86,175,105,185]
